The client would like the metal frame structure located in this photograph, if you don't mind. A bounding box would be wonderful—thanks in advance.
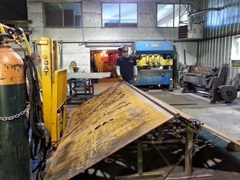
[179,0,223,28]
[67,78,94,104]
[179,0,205,26]
[115,125,195,180]
[114,83,211,180]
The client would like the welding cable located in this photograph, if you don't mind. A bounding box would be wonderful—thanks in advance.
[163,125,201,180]
[24,55,47,172]
[25,55,45,139]
[51,81,123,143]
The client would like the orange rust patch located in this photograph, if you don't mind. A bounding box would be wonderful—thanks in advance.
[0,63,25,85]
[0,45,25,85]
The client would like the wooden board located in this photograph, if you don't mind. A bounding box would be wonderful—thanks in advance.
[45,82,174,180]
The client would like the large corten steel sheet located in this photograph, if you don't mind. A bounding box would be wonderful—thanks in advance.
[45,82,174,180]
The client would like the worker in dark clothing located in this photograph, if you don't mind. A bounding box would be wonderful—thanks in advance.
[116,45,138,84]
[90,55,97,72]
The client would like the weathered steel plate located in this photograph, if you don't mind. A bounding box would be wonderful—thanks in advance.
[45,82,174,180]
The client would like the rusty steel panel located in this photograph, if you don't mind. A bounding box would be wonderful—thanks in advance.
[45,82,174,180]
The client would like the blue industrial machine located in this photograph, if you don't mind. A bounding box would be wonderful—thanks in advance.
[132,41,176,90]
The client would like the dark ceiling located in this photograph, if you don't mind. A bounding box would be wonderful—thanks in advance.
[0,0,27,20]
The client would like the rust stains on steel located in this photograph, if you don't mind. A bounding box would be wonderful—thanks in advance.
[45,82,174,180]
[0,45,25,85]
[125,83,181,118]
[44,82,240,180]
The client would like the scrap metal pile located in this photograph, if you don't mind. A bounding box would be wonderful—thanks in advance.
[181,64,238,103]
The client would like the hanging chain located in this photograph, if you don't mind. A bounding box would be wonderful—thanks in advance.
[0,105,30,121]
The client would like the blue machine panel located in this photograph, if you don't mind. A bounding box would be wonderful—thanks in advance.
[133,41,176,57]
[135,69,172,86]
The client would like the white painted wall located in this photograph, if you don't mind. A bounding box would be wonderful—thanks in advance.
[27,1,91,72]
[175,42,198,65]
[62,43,90,72]
[27,0,196,72]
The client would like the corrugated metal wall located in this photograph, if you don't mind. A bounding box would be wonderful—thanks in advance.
[175,42,198,65]
[199,0,240,79]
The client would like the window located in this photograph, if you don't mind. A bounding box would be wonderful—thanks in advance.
[231,36,240,61]
[157,4,189,27]
[231,36,240,67]
[157,4,174,27]
[102,3,137,27]
[44,3,82,27]
[175,4,189,27]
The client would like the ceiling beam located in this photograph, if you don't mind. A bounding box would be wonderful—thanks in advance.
[0,20,32,24]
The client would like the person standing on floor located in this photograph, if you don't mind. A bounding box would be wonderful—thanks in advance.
[116,45,138,84]
[90,55,97,72]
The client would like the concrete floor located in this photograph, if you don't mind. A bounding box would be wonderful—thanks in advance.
[148,89,240,142]
[66,81,240,180]
[92,81,240,142]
